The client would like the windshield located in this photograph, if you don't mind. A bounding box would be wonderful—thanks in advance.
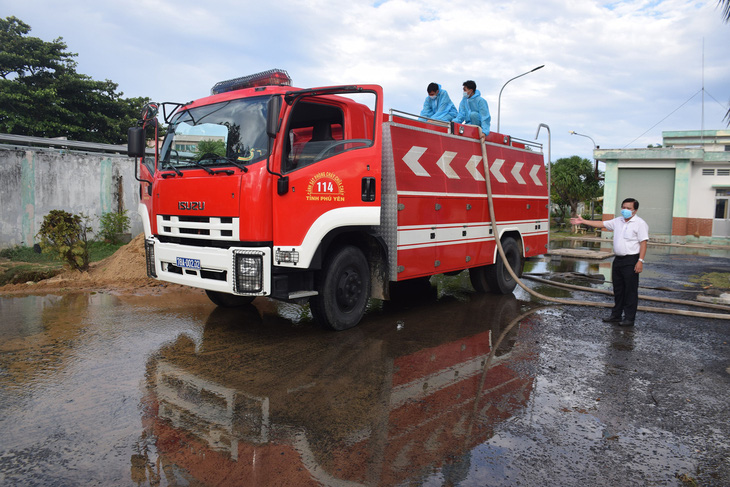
[159,96,270,170]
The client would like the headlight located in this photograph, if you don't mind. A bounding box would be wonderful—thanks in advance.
[234,252,263,293]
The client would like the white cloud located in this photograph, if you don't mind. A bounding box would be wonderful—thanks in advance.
[2,0,728,158]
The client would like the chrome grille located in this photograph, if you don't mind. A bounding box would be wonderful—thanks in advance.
[157,215,239,241]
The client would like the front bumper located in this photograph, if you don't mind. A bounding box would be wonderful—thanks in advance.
[145,237,271,296]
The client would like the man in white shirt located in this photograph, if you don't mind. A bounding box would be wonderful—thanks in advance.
[571,198,649,326]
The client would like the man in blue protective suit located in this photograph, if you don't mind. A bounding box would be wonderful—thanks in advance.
[453,80,491,136]
[420,82,458,122]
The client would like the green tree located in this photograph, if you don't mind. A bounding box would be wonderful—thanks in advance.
[97,210,131,244]
[36,209,92,271]
[551,156,603,218]
[0,16,148,144]
[195,138,227,158]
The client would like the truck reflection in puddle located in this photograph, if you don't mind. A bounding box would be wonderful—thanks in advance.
[137,293,543,486]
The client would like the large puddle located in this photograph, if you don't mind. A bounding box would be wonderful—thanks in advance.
[0,288,549,485]
[2,262,725,485]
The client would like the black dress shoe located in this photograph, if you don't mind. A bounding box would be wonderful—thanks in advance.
[602,316,622,323]
[618,320,635,327]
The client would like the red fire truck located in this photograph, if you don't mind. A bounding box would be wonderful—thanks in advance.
[128,69,549,330]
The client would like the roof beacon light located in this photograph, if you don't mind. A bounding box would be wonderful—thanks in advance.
[211,69,291,95]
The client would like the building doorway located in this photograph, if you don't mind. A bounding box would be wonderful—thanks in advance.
[714,189,730,237]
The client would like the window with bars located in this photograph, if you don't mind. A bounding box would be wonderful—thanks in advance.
[719,169,730,176]
[703,168,715,176]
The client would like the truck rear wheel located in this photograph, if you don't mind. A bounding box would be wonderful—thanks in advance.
[469,237,522,294]
[205,290,255,307]
[310,245,370,331]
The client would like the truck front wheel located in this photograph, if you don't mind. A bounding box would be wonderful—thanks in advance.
[310,245,370,331]
[469,237,522,294]
[205,290,255,307]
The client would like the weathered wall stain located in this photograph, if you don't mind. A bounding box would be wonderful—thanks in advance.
[0,148,141,248]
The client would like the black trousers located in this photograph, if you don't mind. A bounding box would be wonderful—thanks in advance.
[611,254,640,321]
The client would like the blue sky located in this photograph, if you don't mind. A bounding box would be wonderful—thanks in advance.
[2,0,729,160]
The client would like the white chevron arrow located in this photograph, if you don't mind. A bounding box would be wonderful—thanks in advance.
[512,161,525,185]
[529,165,543,186]
[465,155,484,181]
[490,158,507,183]
[436,151,459,179]
[403,146,429,177]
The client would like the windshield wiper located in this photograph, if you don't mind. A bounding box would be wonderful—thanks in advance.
[160,161,183,177]
[199,154,249,173]
[188,159,216,175]
[219,155,249,173]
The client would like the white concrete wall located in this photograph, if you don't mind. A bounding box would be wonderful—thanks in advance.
[690,164,730,219]
[0,148,142,249]
[688,164,714,219]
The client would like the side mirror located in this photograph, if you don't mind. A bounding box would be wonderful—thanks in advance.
[128,127,146,158]
[140,102,159,123]
[267,96,282,138]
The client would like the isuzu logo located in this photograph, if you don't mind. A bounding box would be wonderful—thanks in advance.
[178,201,205,210]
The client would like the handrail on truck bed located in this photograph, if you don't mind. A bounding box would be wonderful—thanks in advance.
[387,108,542,152]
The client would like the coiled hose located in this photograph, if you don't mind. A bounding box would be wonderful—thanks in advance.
[478,134,730,321]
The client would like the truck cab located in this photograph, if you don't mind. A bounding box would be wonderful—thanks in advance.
[129,71,385,329]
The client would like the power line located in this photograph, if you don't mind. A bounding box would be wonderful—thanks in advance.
[703,89,730,110]
[622,89,701,148]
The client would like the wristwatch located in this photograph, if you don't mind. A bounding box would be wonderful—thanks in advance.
[638,258,644,263]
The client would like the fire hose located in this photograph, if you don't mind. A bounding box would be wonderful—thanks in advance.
[478,134,730,321]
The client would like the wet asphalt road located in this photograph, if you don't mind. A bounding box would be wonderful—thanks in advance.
[0,243,729,486]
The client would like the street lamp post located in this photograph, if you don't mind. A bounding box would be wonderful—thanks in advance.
[569,130,599,177]
[496,65,545,133]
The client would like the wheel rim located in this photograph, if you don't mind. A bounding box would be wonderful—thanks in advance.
[503,247,518,282]
[335,267,363,312]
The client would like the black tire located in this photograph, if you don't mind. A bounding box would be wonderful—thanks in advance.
[205,290,255,307]
[469,237,522,294]
[310,245,370,331]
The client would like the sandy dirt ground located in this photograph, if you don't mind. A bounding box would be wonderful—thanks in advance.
[0,234,197,297]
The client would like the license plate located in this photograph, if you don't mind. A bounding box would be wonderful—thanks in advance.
[176,257,201,270]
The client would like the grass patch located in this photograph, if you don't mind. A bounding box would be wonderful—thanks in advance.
[0,263,63,285]
[0,241,126,286]
[87,241,125,261]
[548,228,592,239]
[0,245,57,263]
[1,241,124,264]
[689,272,730,290]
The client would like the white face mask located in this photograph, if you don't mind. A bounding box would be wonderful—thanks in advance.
[429,95,437,100]
[463,92,469,98]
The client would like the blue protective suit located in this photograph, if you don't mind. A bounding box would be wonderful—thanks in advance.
[419,85,458,122]
[454,89,491,135]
